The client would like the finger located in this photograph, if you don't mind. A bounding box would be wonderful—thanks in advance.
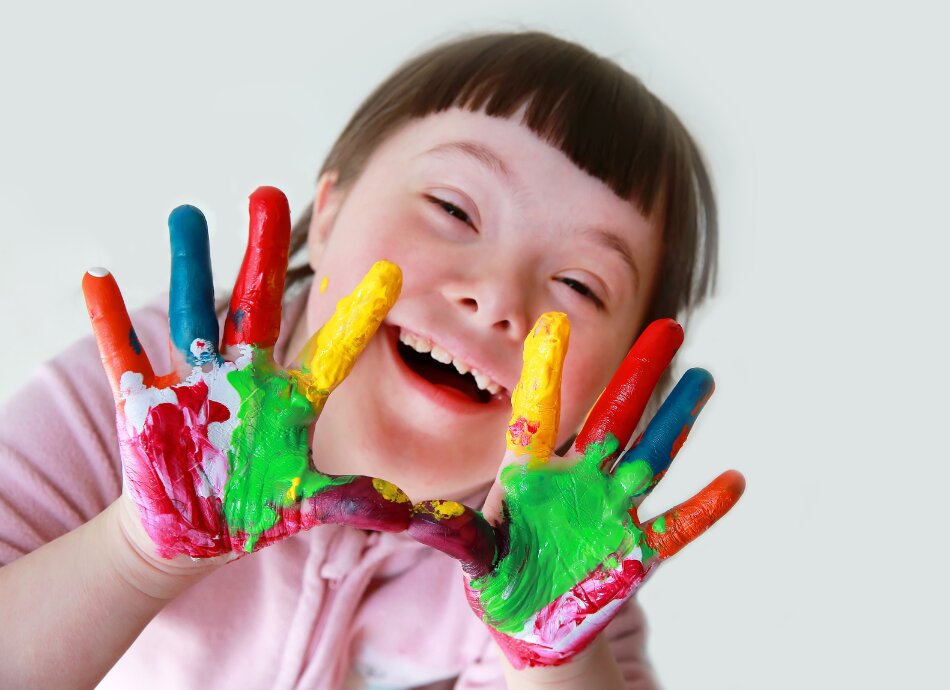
[305,476,412,533]
[505,312,570,464]
[642,470,745,560]
[290,260,402,413]
[82,268,155,398]
[221,186,291,351]
[613,367,714,501]
[574,318,683,458]
[231,476,414,553]
[482,312,570,521]
[408,500,497,578]
[168,204,219,367]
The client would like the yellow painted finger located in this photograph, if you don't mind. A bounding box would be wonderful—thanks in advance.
[292,260,402,411]
[506,312,570,465]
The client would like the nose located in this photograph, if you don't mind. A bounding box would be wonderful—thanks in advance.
[443,266,533,340]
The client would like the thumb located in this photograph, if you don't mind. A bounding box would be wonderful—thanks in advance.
[409,500,498,579]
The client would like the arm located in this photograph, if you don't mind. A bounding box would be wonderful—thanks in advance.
[500,636,625,690]
[0,498,220,688]
[454,597,656,690]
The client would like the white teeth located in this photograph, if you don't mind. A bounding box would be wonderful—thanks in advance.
[398,328,505,395]
[430,345,453,364]
[398,330,431,353]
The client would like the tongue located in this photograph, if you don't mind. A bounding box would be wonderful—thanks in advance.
[398,341,488,403]
[413,357,487,402]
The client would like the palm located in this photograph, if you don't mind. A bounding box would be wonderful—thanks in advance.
[410,315,744,668]
[84,187,411,560]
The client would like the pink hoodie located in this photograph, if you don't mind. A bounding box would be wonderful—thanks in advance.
[0,293,658,689]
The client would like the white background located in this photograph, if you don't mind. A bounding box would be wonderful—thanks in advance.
[2,1,948,687]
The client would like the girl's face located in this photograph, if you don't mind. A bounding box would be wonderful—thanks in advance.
[294,108,662,501]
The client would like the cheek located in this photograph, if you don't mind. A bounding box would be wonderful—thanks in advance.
[558,364,604,436]
[558,342,627,436]
[305,223,405,329]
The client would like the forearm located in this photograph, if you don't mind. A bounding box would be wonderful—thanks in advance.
[500,636,626,690]
[0,498,219,688]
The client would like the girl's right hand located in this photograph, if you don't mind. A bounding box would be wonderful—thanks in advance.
[82,187,411,568]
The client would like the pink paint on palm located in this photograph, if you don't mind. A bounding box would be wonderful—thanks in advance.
[117,376,233,558]
[465,545,652,668]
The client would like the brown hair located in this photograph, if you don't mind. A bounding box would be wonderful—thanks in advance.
[287,30,717,333]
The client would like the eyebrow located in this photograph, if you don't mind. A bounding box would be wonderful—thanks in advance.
[583,228,641,291]
[423,141,640,291]
[423,141,513,181]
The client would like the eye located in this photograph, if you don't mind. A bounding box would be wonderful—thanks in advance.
[556,277,605,311]
[426,195,475,229]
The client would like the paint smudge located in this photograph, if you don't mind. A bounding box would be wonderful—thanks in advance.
[129,328,142,355]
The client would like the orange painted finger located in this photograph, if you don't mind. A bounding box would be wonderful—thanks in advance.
[642,470,745,560]
[82,268,155,398]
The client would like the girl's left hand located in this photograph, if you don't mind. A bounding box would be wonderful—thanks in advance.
[409,313,745,669]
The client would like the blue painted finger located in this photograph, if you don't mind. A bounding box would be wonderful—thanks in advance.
[168,205,220,366]
[612,367,714,501]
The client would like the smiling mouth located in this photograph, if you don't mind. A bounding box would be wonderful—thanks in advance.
[395,338,497,403]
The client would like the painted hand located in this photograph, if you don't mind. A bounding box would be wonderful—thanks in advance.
[83,187,411,561]
[409,314,744,668]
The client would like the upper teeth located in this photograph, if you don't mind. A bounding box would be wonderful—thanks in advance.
[399,329,504,396]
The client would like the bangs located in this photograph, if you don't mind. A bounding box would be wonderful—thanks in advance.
[313,31,716,323]
[399,32,676,219]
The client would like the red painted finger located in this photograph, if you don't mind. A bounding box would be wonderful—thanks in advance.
[409,501,498,579]
[221,186,291,350]
[574,319,683,454]
[82,268,155,398]
[642,470,745,560]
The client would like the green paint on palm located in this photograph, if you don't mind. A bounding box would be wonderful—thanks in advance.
[471,434,658,634]
[223,350,351,551]
[652,515,667,534]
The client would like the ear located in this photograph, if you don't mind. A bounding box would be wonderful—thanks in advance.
[307,171,343,270]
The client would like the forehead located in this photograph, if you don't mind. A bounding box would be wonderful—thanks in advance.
[371,108,655,230]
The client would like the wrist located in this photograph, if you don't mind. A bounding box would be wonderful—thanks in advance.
[499,635,624,690]
[102,497,226,602]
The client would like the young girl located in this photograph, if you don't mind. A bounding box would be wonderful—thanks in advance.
[0,32,742,689]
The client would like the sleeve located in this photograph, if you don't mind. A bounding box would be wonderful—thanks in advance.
[452,599,660,690]
[0,301,171,566]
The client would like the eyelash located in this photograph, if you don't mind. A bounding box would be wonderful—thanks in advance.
[427,194,604,311]
[427,195,474,228]
[557,277,605,311]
